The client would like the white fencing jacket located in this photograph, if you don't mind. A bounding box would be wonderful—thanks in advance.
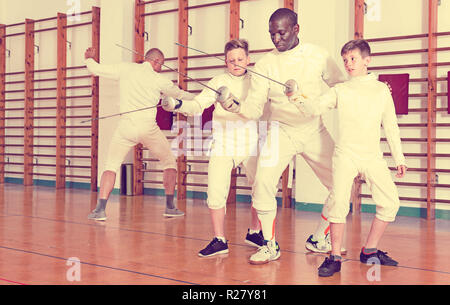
[298,73,406,166]
[238,42,345,135]
[178,72,261,156]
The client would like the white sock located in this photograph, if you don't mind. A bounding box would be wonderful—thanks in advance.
[249,229,260,235]
[313,214,330,241]
[216,236,226,243]
[313,197,331,241]
[256,209,277,242]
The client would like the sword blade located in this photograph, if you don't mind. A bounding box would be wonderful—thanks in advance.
[175,42,289,88]
[115,43,220,94]
[80,104,162,124]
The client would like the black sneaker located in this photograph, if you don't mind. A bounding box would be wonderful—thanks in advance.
[245,229,264,248]
[198,238,229,257]
[318,256,341,277]
[360,249,398,266]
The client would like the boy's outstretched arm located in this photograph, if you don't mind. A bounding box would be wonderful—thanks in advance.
[289,87,338,116]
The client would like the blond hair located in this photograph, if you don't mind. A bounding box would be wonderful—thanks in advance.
[224,39,249,58]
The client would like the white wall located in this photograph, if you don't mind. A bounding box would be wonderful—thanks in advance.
[97,0,135,188]
[0,0,4,24]
[0,0,100,24]
[1,0,101,185]
[0,0,134,188]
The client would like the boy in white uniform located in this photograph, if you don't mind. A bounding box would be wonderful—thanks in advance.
[85,47,195,221]
[219,8,346,264]
[290,39,407,277]
[163,39,265,257]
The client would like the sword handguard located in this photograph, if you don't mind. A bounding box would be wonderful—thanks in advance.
[216,86,240,106]
[161,96,183,112]
[217,86,241,113]
[284,79,299,97]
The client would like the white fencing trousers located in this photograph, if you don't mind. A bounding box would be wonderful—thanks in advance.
[328,152,400,223]
[252,124,335,212]
[104,118,177,174]
[206,154,257,210]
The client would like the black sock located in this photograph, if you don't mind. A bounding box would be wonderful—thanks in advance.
[96,199,107,211]
[166,195,175,209]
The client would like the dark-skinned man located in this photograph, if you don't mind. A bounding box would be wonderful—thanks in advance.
[219,8,346,264]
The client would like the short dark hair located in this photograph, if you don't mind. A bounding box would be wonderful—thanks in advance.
[224,39,249,57]
[269,8,298,26]
[341,39,371,57]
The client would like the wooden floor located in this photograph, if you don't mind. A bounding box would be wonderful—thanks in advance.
[0,183,449,286]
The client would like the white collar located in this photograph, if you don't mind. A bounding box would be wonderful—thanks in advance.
[349,72,376,82]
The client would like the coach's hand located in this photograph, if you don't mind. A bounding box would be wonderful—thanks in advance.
[396,165,407,178]
[84,47,96,60]
[284,79,299,97]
